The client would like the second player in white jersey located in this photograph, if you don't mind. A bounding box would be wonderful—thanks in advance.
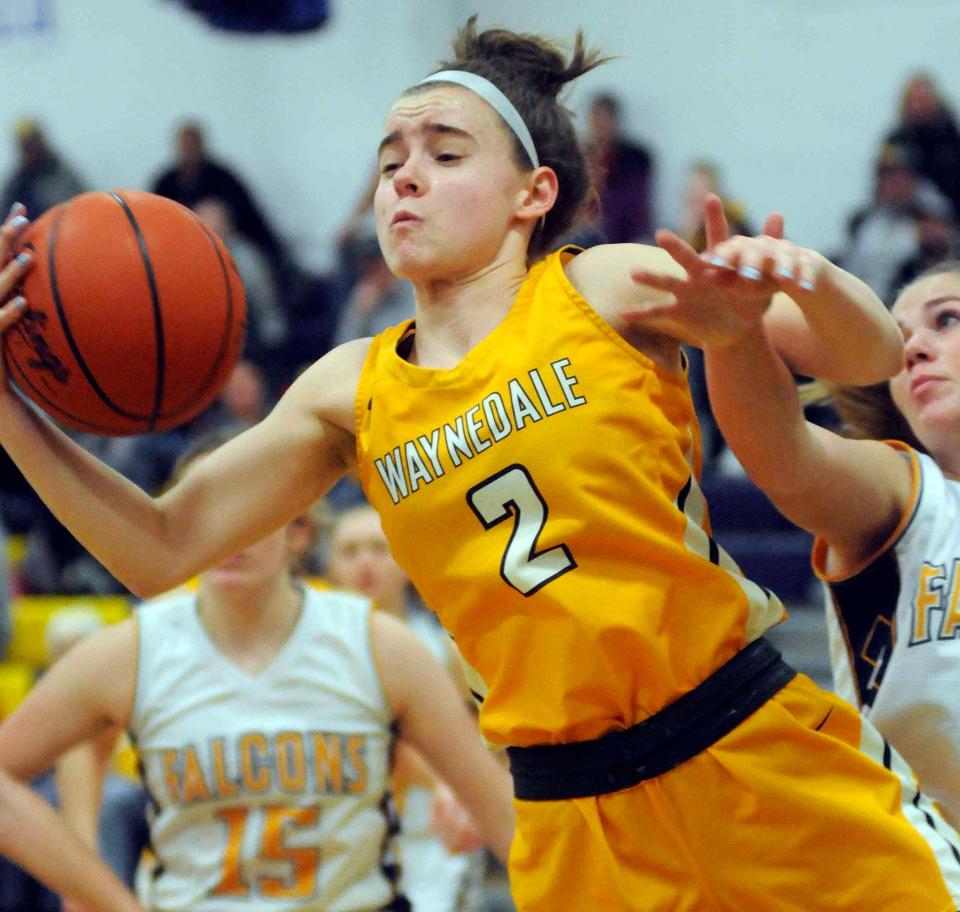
[135,587,401,911]
[820,446,960,827]
[694,244,960,836]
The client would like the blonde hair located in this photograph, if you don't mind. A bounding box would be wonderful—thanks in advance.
[800,380,925,450]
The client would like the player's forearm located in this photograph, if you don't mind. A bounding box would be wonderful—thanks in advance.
[56,739,110,848]
[704,324,814,500]
[766,261,903,385]
[0,771,143,912]
[0,393,174,594]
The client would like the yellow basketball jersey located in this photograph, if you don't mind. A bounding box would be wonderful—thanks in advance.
[355,248,784,747]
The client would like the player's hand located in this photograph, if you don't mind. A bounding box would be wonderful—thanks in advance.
[0,202,31,318]
[0,203,33,387]
[629,194,819,348]
[429,782,484,855]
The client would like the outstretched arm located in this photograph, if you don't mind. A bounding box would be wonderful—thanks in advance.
[702,305,912,570]
[0,203,363,597]
[629,195,904,384]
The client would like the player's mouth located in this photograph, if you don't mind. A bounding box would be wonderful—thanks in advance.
[391,210,421,229]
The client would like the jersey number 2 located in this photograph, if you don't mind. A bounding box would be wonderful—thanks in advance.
[467,464,576,596]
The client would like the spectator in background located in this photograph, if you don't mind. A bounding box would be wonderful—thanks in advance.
[217,359,269,428]
[193,196,288,383]
[152,121,287,276]
[0,118,84,218]
[890,205,960,296]
[583,92,654,243]
[678,160,752,252]
[843,143,950,304]
[887,73,960,219]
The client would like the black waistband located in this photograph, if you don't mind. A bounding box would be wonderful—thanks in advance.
[507,637,796,801]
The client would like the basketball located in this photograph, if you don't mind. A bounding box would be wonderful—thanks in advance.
[4,190,246,435]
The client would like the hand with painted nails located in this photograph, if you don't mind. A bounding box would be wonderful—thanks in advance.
[627,195,780,348]
[703,230,827,297]
[629,194,830,348]
[0,202,34,391]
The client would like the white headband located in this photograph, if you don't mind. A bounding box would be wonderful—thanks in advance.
[418,70,540,169]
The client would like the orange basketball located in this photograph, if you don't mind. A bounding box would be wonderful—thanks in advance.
[4,190,246,435]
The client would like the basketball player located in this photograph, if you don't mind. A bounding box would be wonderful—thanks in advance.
[0,432,513,911]
[326,504,486,912]
[642,231,960,831]
[0,18,959,910]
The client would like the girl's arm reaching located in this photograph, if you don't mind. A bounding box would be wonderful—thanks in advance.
[0,203,363,598]
[627,195,904,385]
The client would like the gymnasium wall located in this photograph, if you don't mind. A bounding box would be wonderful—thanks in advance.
[3,0,960,266]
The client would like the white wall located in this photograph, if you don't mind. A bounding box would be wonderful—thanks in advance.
[463,0,960,253]
[0,0,458,268]
[4,1,960,266]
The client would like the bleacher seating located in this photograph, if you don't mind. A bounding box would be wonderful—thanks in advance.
[6,595,131,669]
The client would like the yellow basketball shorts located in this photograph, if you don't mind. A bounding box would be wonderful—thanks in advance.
[508,674,960,912]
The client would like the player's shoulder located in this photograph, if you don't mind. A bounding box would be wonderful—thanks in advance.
[304,583,371,617]
[563,243,683,324]
[273,337,374,436]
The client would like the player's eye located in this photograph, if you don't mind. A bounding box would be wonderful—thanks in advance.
[935,309,959,329]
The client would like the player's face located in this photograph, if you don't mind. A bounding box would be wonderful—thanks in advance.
[204,526,291,590]
[326,508,407,608]
[889,272,960,456]
[374,86,531,284]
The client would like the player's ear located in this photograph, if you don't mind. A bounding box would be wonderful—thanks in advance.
[515,166,558,226]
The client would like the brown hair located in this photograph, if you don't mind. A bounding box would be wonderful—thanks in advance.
[802,258,960,451]
[404,17,609,260]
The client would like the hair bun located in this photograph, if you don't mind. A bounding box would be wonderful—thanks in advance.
[451,17,605,100]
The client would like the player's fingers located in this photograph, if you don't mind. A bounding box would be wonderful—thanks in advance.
[786,252,817,293]
[0,250,31,291]
[0,212,29,259]
[4,202,25,225]
[735,236,778,282]
[761,211,784,239]
[630,269,686,296]
[0,250,32,298]
[703,193,730,250]
[654,228,704,273]
[0,295,27,332]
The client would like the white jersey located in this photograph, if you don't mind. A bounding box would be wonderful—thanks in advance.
[132,586,406,912]
[816,443,960,826]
